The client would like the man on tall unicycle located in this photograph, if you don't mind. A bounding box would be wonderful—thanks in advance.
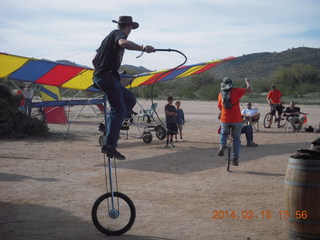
[92,16,155,160]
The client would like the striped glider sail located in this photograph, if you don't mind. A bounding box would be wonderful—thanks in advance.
[0,52,236,90]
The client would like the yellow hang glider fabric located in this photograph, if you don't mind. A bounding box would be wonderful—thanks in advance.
[0,52,95,91]
[39,85,61,101]
[0,53,29,78]
[0,52,236,90]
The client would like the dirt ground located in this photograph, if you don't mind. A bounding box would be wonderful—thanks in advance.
[1,100,319,240]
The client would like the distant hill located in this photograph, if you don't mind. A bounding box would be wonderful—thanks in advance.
[119,47,320,101]
[209,47,320,81]
[118,47,320,82]
[120,64,150,74]
[55,59,90,68]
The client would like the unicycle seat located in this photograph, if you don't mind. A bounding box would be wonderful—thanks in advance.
[227,125,235,130]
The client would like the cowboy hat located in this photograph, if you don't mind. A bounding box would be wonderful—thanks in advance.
[220,77,234,91]
[297,138,320,158]
[112,16,139,29]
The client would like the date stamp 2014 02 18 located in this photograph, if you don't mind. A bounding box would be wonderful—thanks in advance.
[211,210,308,220]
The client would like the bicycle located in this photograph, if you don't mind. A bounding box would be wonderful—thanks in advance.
[263,104,286,129]
[91,97,136,236]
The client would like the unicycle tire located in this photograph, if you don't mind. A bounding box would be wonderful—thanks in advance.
[227,146,231,172]
[91,191,136,236]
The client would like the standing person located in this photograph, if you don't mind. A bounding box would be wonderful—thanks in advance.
[17,86,25,112]
[23,85,34,116]
[175,101,185,142]
[217,77,253,166]
[267,84,283,128]
[92,16,155,160]
[165,96,178,148]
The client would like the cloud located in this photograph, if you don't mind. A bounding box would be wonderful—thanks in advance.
[1,0,319,70]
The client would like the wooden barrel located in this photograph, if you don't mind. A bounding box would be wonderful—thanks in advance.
[284,156,320,239]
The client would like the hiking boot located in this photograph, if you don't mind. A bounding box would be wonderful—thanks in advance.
[247,141,258,147]
[101,146,126,160]
[232,157,239,166]
[165,143,170,148]
[218,145,226,156]
[170,142,175,148]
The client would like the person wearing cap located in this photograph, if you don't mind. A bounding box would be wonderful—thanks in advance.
[92,16,155,160]
[267,84,283,127]
[217,77,253,166]
[218,111,258,147]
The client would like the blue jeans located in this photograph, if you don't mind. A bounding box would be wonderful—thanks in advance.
[241,125,253,142]
[24,99,32,116]
[93,74,136,148]
[220,122,243,159]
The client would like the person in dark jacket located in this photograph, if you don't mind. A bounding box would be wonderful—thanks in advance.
[92,16,155,160]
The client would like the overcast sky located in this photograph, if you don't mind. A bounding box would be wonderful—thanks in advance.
[1,0,319,70]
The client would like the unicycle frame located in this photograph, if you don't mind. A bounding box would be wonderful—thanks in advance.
[91,95,136,236]
[102,95,118,215]
[226,125,234,172]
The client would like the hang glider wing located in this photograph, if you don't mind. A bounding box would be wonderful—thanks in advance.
[1,52,236,90]
[0,52,94,91]
[128,57,236,88]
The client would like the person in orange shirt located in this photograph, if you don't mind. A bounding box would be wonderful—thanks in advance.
[267,84,283,127]
[217,77,253,166]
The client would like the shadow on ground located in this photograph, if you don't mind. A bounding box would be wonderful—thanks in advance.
[116,141,311,175]
[0,201,175,240]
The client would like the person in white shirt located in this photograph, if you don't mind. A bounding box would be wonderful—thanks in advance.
[241,102,260,125]
[23,85,34,116]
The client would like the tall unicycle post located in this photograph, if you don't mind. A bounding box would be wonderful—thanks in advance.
[226,125,234,172]
[91,96,136,236]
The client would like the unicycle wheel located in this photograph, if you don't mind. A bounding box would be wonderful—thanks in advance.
[227,146,232,172]
[91,191,136,236]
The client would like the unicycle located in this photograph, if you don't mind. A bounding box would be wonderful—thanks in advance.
[226,125,234,172]
[91,96,136,236]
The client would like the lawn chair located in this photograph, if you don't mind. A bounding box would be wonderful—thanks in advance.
[138,103,158,123]
[243,107,260,132]
[284,113,308,132]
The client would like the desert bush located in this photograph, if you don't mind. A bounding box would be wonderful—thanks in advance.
[0,84,48,138]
